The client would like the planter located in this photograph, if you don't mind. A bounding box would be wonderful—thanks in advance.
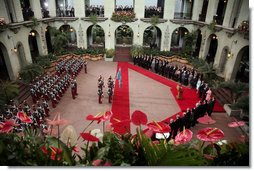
[223,104,242,117]
[104,54,114,61]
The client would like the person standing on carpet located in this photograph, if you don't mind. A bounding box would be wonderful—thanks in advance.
[176,84,183,100]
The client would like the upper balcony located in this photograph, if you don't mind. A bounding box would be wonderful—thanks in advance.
[144,6,163,18]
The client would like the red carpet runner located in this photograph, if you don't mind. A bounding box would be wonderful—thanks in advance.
[111,62,225,134]
[127,63,224,113]
[111,62,130,134]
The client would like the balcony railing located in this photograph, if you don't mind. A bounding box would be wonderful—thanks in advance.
[85,6,104,17]
[174,12,192,20]
[42,9,50,18]
[145,7,163,18]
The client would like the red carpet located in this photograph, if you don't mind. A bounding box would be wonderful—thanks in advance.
[111,62,224,134]
[127,63,225,113]
[111,62,130,134]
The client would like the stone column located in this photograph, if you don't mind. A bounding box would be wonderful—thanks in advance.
[30,0,42,19]
[104,0,115,18]
[164,0,176,19]
[73,0,85,17]
[192,0,204,21]
[48,0,56,17]
[13,0,24,22]
[222,0,235,27]
[205,0,219,23]
[134,0,144,18]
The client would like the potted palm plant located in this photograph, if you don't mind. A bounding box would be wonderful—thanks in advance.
[105,49,115,62]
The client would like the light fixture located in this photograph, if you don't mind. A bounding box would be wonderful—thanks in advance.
[7,35,17,53]
[212,35,217,39]
[184,32,188,35]
[175,30,178,34]
[227,40,237,59]
[227,51,233,58]
[70,28,73,32]
[31,32,35,36]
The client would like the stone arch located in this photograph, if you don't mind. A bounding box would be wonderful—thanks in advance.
[218,46,229,74]
[231,46,249,82]
[16,42,27,68]
[115,25,134,45]
[0,42,14,80]
[59,24,77,47]
[205,34,218,64]
[28,30,40,62]
[143,25,162,50]
[170,27,189,51]
[87,24,105,48]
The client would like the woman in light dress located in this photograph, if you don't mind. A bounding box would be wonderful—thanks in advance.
[196,78,201,93]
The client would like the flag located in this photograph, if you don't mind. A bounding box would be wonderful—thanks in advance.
[116,67,122,88]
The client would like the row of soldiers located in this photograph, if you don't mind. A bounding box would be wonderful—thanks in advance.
[98,75,114,104]
[0,99,49,134]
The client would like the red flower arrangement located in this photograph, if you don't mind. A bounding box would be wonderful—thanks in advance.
[174,128,193,145]
[0,119,19,133]
[17,111,33,123]
[196,127,224,142]
[41,146,63,161]
[131,110,148,126]
[147,121,171,133]
[111,11,136,22]
[80,132,100,142]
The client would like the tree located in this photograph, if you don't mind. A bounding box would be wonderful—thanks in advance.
[50,27,69,53]
[218,81,249,103]
[19,64,44,83]
[0,81,19,110]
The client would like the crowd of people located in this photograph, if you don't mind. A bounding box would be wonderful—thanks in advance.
[97,75,114,104]
[145,6,163,18]
[56,6,75,17]
[85,5,104,17]
[133,54,217,141]
[115,5,134,12]
[0,56,87,135]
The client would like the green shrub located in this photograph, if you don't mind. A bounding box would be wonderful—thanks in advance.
[35,55,51,68]
[105,49,115,58]
[19,64,44,83]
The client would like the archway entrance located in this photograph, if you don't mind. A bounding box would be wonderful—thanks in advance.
[170,27,189,52]
[114,25,133,62]
[193,29,202,57]
[87,24,105,49]
[0,43,11,80]
[206,34,218,64]
[0,48,9,80]
[59,24,77,49]
[235,46,249,83]
[45,26,53,53]
[28,30,39,62]
[143,26,161,50]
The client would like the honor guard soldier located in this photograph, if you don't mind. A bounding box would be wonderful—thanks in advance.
[107,87,113,103]
[42,98,50,117]
[74,79,78,96]
[71,80,76,99]
[84,59,87,73]
[98,88,103,104]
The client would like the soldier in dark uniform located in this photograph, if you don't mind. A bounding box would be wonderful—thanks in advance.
[71,80,76,99]
[198,81,205,98]
[108,87,113,103]
[98,88,103,104]
[42,98,50,117]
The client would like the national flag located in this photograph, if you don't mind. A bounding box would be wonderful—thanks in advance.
[116,67,122,88]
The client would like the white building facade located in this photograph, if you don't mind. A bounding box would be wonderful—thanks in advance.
[0,0,249,81]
